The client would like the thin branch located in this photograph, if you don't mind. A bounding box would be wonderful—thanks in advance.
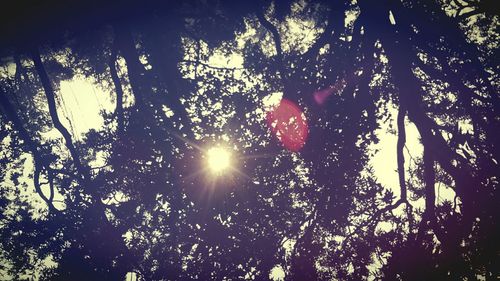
[342,198,410,250]
[457,9,481,20]
[33,166,58,212]
[180,60,244,71]
[404,144,417,164]
[109,37,125,133]
[47,169,55,203]
[451,0,467,8]
[48,167,79,180]
[422,144,436,223]
[397,106,408,201]
[255,9,283,61]
[370,199,407,227]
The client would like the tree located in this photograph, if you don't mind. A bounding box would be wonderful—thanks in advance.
[0,0,498,280]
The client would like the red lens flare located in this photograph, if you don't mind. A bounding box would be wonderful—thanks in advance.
[266,99,308,152]
[313,78,346,105]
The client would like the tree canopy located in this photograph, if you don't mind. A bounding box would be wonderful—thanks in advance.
[0,0,498,280]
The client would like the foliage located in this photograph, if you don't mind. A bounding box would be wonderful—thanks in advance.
[0,0,498,280]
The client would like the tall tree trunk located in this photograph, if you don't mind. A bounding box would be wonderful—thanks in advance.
[113,24,146,108]
[30,47,86,177]
[30,47,133,280]
[109,39,125,132]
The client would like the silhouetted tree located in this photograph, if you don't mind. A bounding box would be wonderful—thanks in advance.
[0,0,498,280]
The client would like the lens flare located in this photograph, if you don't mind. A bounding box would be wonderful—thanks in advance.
[266,99,308,152]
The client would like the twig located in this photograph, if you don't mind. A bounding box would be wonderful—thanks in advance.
[180,60,244,71]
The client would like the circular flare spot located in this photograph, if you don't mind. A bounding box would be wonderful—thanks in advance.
[266,99,308,152]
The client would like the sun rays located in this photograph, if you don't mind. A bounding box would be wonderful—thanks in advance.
[170,132,276,204]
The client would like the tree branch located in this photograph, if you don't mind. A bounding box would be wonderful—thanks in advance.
[0,86,59,212]
[255,9,283,62]
[180,60,244,71]
[397,106,407,201]
[34,165,58,212]
[109,38,125,133]
[457,9,481,20]
[423,143,436,222]
[30,47,86,179]
[113,24,146,108]
[302,4,343,59]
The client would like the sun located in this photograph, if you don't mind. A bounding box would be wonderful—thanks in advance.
[206,146,232,174]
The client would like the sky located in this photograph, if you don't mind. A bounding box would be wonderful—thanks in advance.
[0,3,471,279]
